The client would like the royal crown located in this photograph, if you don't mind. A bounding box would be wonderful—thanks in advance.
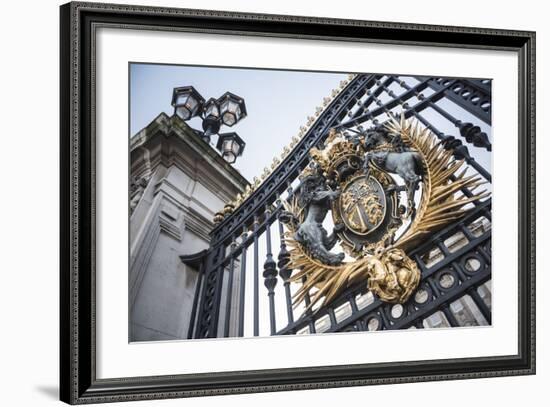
[308,128,362,182]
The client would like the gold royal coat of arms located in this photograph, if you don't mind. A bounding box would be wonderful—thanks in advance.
[280,116,489,313]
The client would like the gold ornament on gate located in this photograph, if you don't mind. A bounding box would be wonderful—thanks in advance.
[280,115,489,313]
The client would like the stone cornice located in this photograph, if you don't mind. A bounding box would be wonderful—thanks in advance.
[131,113,249,201]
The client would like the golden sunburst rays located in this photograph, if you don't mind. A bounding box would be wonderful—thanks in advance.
[386,115,490,252]
[282,116,490,314]
[285,230,351,312]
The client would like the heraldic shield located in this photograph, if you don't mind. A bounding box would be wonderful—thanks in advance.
[338,175,386,235]
[332,169,403,257]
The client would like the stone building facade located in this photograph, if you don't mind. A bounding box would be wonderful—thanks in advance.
[129,113,248,341]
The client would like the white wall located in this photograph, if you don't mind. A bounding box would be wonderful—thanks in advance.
[0,0,546,406]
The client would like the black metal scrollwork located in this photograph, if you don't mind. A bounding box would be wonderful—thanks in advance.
[193,73,492,338]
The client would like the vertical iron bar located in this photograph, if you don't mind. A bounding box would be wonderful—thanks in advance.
[237,227,248,337]
[223,239,237,337]
[284,284,294,325]
[263,206,278,335]
[460,224,477,241]
[464,155,491,181]
[452,260,468,282]
[277,217,294,325]
[253,215,260,336]
[379,308,392,330]
[477,244,492,263]
[442,305,459,327]
[328,309,337,328]
[302,277,316,334]
[468,287,492,324]
[195,244,224,338]
[349,294,359,313]
[437,240,451,257]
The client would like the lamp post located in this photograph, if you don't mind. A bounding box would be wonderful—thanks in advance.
[216,132,246,164]
[171,86,247,163]
[201,98,221,143]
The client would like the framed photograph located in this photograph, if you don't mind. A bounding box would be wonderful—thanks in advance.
[60,1,535,404]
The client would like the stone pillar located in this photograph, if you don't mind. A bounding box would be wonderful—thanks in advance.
[129,113,248,341]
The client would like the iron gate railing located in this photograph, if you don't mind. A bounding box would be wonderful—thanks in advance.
[188,73,492,339]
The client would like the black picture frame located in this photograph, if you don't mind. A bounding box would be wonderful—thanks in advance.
[60,2,536,404]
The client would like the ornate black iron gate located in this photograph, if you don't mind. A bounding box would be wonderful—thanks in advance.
[188,73,492,339]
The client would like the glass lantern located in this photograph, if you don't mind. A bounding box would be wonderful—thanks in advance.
[171,86,205,120]
[203,98,220,120]
[216,132,246,164]
[217,92,247,127]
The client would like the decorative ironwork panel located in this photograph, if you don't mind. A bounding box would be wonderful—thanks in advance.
[194,73,492,339]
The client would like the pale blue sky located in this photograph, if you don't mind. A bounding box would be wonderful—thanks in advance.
[130,64,491,182]
[130,63,346,180]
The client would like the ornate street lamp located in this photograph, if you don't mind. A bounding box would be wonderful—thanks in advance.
[216,132,246,164]
[201,98,221,143]
[171,86,205,120]
[218,92,247,127]
[171,86,247,164]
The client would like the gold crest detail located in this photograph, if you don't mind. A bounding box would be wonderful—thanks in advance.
[282,115,489,313]
[339,175,386,235]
